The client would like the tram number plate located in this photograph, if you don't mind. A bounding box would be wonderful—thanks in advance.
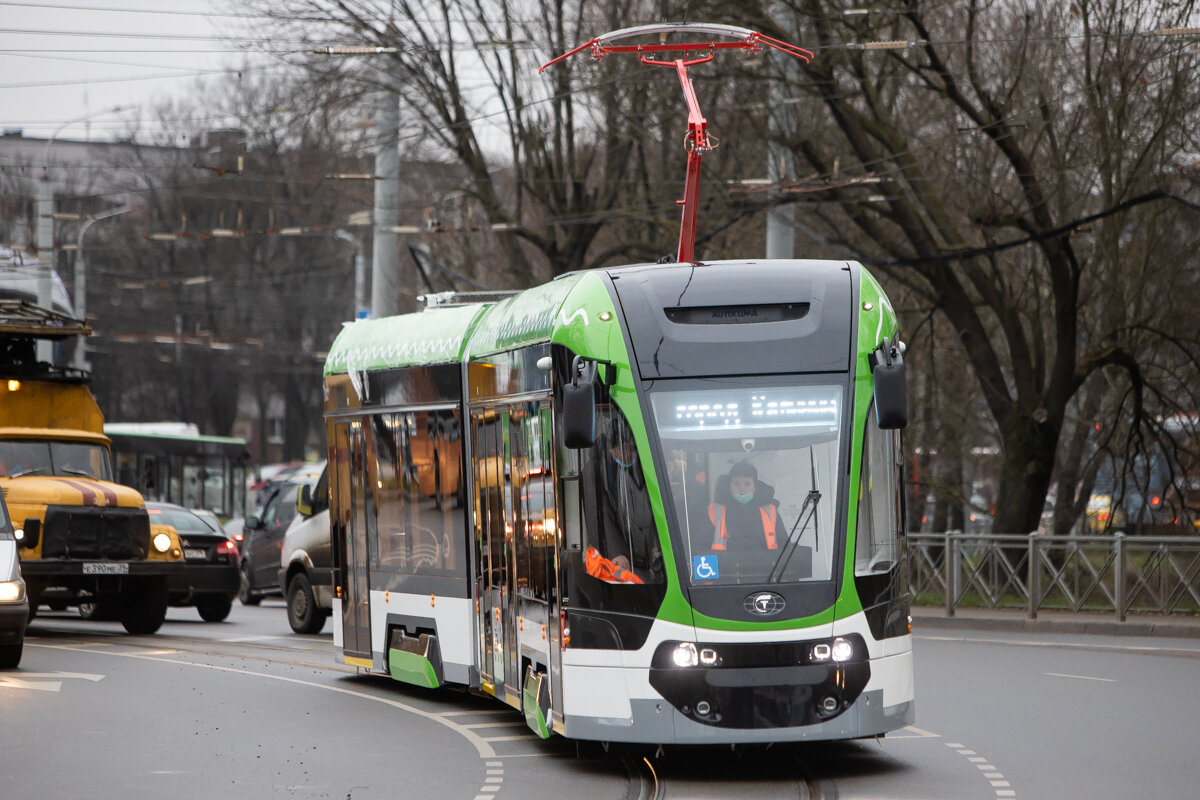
[83,562,129,575]
[184,548,207,560]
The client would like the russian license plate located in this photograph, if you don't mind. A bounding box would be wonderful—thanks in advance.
[184,548,207,560]
[83,562,129,575]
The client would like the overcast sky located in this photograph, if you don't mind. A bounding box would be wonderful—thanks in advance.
[0,0,268,143]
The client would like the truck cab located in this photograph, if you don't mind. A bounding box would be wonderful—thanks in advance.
[1,301,183,635]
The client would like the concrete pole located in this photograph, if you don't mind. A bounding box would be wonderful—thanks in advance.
[765,6,798,260]
[371,71,401,319]
[35,176,55,363]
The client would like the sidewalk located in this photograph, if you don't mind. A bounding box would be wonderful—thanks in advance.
[911,604,1200,639]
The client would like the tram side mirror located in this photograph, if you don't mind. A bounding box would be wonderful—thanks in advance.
[563,356,598,449]
[18,518,40,550]
[297,484,313,517]
[244,515,262,531]
[871,337,908,429]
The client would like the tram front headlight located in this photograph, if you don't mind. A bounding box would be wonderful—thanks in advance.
[152,532,173,553]
[810,637,856,663]
[672,641,699,667]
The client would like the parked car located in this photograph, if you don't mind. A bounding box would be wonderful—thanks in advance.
[239,479,304,605]
[146,502,239,622]
[0,490,28,667]
[279,462,331,634]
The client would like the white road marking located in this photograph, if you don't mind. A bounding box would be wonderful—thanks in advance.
[1045,672,1116,682]
[9,671,104,680]
[0,671,105,692]
[0,676,62,692]
[917,633,1200,658]
[944,741,1015,798]
[887,725,940,739]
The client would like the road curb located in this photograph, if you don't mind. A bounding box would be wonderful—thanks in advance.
[911,608,1200,639]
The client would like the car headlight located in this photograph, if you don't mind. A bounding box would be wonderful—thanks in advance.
[153,532,172,553]
[0,581,23,602]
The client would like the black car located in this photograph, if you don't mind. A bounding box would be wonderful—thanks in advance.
[0,490,28,668]
[147,502,239,622]
[238,480,302,605]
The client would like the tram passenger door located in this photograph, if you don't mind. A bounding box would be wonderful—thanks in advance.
[471,408,509,693]
[336,419,373,662]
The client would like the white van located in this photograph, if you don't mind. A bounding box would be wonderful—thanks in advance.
[278,463,331,634]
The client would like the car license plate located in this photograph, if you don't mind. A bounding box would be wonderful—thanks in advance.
[83,562,129,575]
[184,548,207,560]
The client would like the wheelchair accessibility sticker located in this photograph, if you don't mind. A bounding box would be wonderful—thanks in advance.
[693,555,719,581]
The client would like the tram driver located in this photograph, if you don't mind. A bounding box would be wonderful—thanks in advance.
[582,417,662,585]
[708,461,785,574]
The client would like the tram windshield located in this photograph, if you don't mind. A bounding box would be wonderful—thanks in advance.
[650,382,843,586]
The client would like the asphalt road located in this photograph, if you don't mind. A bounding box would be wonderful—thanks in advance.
[6,601,1198,799]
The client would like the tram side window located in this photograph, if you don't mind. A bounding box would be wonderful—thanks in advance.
[579,407,664,585]
[407,410,459,574]
[510,402,554,601]
[373,413,407,571]
[855,410,903,576]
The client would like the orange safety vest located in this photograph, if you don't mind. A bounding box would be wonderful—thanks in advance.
[585,546,645,584]
[709,503,777,551]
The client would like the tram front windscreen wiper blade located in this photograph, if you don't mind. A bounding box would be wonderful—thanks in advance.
[767,489,820,583]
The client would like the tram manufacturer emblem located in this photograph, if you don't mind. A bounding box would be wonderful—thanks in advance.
[744,591,785,616]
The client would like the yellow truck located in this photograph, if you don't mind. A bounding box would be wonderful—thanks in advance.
[1,300,184,634]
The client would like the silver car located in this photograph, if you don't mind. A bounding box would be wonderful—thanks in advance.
[0,490,29,668]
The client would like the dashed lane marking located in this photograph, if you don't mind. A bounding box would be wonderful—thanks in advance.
[946,741,1016,799]
[473,759,503,800]
[885,725,941,739]
[1044,672,1117,682]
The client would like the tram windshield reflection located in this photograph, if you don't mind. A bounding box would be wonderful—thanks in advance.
[650,382,843,586]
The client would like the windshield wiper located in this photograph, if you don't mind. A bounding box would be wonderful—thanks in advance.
[767,447,823,583]
[767,489,820,583]
[9,467,47,478]
[61,467,97,478]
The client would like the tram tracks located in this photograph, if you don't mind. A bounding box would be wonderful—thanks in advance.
[620,746,826,800]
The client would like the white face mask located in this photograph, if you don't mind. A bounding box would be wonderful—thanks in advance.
[733,491,755,504]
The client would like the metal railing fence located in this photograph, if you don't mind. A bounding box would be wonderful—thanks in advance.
[907,532,1200,619]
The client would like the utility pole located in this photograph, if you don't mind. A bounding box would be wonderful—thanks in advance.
[371,68,401,319]
[765,5,798,259]
[35,105,129,362]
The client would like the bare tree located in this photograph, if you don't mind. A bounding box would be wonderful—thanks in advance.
[700,0,1200,534]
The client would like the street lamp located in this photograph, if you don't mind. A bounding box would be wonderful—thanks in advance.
[35,105,130,362]
[73,206,131,371]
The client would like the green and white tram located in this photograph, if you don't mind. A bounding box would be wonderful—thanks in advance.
[322,259,913,744]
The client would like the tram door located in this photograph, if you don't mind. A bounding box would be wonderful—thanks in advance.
[336,418,374,662]
[471,408,512,693]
